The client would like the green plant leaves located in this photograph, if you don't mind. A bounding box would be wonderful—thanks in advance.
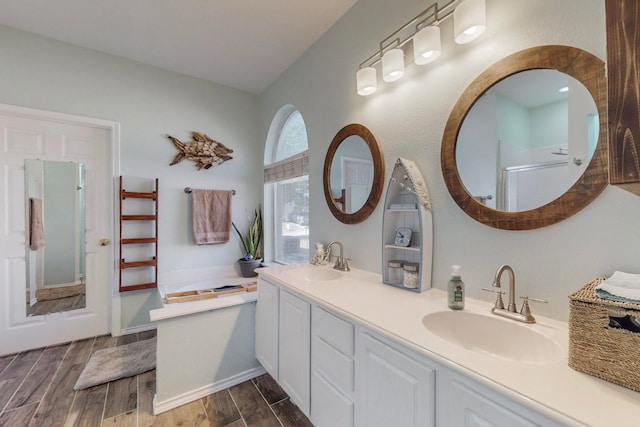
[232,207,262,260]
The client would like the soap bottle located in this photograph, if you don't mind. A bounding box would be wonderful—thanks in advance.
[448,265,465,310]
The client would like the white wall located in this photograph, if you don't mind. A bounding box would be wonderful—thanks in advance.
[259,0,640,321]
[0,25,261,329]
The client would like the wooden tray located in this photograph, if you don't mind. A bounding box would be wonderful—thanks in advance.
[164,281,257,304]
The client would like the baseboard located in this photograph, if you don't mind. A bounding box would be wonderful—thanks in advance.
[153,366,267,415]
[117,323,156,337]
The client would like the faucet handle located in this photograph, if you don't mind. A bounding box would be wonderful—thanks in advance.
[332,257,351,272]
[482,287,505,310]
[520,296,548,304]
[519,296,547,321]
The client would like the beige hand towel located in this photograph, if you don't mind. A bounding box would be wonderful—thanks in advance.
[29,197,45,250]
[191,189,232,245]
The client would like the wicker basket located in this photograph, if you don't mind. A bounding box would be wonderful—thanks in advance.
[569,278,640,392]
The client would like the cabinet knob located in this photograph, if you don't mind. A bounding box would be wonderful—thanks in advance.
[99,238,111,246]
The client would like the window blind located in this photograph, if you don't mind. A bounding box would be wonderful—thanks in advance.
[264,151,308,183]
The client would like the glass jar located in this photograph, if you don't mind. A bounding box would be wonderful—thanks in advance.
[387,260,404,285]
[403,263,419,289]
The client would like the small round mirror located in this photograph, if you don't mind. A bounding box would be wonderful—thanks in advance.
[323,124,384,224]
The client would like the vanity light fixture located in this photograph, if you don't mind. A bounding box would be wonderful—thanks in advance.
[558,86,569,93]
[357,67,377,95]
[356,0,486,96]
[382,48,405,82]
[453,0,486,44]
[414,25,441,65]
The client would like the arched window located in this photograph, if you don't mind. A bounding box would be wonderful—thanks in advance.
[264,106,309,264]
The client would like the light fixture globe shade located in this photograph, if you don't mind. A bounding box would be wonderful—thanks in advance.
[382,48,405,82]
[414,25,441,65]
[454,0,486,44]
[357,67,377,96]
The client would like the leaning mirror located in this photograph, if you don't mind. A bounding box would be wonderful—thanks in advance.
[25,160,86,316]
[323,124,385,224]
[441,46,608,230]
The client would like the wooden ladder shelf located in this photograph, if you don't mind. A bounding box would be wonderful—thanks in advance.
[119,176,159,292]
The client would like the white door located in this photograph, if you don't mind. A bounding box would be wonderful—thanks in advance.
[0,105,115,355]
[447,376,551,427]
[341,157,373,213]
[279,290,311,416]
[356,331,436,427]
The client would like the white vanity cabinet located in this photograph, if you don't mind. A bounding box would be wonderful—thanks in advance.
[255,277,279,379]
[255,277,312,416]
[255,273,569,427]
[311,305,355,427]
[278,289,311,416]
[356,329,436,427]
[257,276,353,424]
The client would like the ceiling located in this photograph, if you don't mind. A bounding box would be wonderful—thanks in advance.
[0,0,358,94]
[488,70,570,108]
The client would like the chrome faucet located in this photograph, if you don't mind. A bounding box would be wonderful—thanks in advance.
[482,264,547,324]
[326,241,350,271]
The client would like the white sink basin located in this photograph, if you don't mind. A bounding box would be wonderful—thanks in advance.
[286,266,343,282]
[422,311,563,365]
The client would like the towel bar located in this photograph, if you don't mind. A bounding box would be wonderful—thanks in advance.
[184,187,236,195]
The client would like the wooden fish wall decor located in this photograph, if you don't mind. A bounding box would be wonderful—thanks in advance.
[166,131,233,170]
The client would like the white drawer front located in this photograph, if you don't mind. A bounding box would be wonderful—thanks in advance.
[313,335,354,396]
[313,305,354,356]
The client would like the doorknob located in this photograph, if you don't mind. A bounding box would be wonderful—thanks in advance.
[99,238,111,246]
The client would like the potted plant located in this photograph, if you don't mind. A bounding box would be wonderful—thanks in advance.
[232,207,263,277]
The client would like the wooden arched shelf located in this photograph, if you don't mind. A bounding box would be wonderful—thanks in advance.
[441,45,608,230]
[323,124,385,224]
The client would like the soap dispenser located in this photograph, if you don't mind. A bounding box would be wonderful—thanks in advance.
[448,265,465,310]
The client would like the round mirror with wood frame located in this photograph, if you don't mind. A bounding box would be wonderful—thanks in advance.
[441,45,608,230]
[323,123,385,224]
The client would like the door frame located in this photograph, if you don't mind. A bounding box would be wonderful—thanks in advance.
[0,103,122,337]
[340,155,374,213]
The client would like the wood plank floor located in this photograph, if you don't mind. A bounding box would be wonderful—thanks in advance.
[27,293,86,316]
[0,331,313,426]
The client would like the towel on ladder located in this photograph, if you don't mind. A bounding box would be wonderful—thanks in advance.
[191,189,232,245]
[29,197,45,250]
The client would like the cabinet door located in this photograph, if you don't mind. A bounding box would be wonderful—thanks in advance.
[356,331,436,427]
[312,368,355,427]
[279,290,311,416]
[255,278,279,379]
[446,375,563,427]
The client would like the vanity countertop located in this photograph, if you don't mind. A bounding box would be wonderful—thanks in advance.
[259,263,640,427]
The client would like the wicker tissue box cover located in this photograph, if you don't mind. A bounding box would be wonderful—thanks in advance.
[569,277,640,392]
